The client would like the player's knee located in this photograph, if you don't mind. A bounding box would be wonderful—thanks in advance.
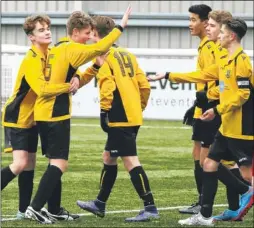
[12,159,28,173]
[203,158,218,172]
[103,151,117,165]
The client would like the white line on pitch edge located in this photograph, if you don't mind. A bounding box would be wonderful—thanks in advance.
[1,204,227,221]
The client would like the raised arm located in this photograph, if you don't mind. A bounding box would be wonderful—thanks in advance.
[67,6,132,68]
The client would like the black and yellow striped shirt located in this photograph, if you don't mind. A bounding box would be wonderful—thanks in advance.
[2,45,70,128]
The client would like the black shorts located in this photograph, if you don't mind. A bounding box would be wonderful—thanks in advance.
[105,126,140,157]
[4,127,12,152]
[208,131,253,167]
[37,119,70,160]
[5,126,38,153]
[192,116,221,147]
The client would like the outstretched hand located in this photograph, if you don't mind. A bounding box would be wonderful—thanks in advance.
[147,72,166,81]
[120,5,132,28]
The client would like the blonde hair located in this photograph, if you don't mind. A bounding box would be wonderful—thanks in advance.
[208,10,232,25]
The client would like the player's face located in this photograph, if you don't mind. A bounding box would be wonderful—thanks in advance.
[218,24,233,48]
[206,18,220,42]
[29,22,52,45]
[88,29,100,43]
[74,26,92,44]
[189,13,206,36]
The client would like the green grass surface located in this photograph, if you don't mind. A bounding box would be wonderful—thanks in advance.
[1,118,253,227]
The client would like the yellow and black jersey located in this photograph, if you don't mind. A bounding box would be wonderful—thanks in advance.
[194,36,216,118]
[206,42,228,100]
[34,27,123,122]
[2,45,70,129]
[216,47,253,140]
[97,45,150,127]
[170,47,253,140]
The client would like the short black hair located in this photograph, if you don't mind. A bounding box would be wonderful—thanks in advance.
[189,4,212,21]
[224,18,247,40]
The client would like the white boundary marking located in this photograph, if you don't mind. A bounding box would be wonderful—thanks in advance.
[1,204,227,221]
[71,123,191,130]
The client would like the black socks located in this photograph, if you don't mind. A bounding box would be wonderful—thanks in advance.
[97,164,117,202]
[31,165,62,211]
[129,166,155,207]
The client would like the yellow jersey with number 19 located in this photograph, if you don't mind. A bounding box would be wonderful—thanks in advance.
[97,45,150,127]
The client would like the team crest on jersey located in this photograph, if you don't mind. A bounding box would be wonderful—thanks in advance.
[207,44,211,49]
[225,70,231,78]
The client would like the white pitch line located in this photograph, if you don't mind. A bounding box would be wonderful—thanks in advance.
[1,204,227,221]
[71,123,191,130]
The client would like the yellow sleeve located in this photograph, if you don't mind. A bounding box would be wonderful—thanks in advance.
[203,48,215,68]
[170,64,219,83]
[77,64,99,88]
[67,28,122,68]
[24,58,70,97]
[97,62,116,111]
[216,57,252,115]
[196,44,216,91]
[136,67,150,110]
[207,85,220,100]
